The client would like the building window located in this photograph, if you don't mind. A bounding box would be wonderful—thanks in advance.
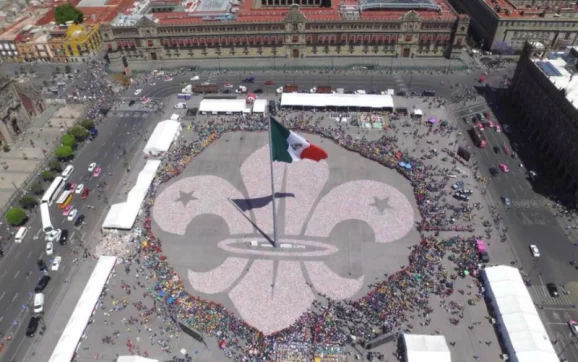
[292,36,298,43]
[405,35,412,42]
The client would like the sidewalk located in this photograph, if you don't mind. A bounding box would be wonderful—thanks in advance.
[112,56,469,73]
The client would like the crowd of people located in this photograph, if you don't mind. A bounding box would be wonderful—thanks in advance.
[103,108,489,360]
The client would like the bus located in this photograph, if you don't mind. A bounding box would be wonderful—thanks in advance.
[41,176,66,206]
[470,127,488,148]
[40,203,54,234]
[56,190,73,209]
[176,93,192,100]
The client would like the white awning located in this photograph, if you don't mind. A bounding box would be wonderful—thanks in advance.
[280,93,394,108]
[403,334,451,362]
[412,109,423,116]
[102,160,161,230]
[199,99,252,113]
[143,120,181,156]
[483,266,558,362]
[253,99,267,113]
[49,256,117,362]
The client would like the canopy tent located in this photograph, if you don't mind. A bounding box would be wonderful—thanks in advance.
[143,120,181,156]
[281,93,394,109]
[49,256,117,362]
[199,99,252,114]
[102,160,161,230]
[402,334,451,362]
[483,266,558,362]
[118,357,159,362]
[412,109,424,117]
[253,99,267,113]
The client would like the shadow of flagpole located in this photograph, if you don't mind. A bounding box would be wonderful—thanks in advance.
[227,198,275,247]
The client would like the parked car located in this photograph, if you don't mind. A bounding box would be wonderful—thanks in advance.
[493,146,501,154]
[568,320,578,337]
[81,188,90,200]
[489,167,499,177]
[25,316,40,337]
[88,162,96,172]
[34,275,51,292]
[451,181,465,190]
[59,229,68,245]
[501,196,512,206]
[499,163,509,173]
[37,260,47,273]
[51,256,62,271]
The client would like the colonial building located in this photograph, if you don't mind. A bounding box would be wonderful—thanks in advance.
[0,73,44,145]
[448,0,578,51]
[509,43,578,195]
[101,0,470,70]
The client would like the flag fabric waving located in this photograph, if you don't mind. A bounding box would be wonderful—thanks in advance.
[270,117,328,163]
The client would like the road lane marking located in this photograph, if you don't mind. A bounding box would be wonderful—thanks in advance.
[0,292,5,300]
[39,252,44,259]
[13,271,19,279]
[27,251,32,259]
[11,293,18,302]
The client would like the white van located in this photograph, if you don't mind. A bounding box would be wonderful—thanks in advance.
[33,293,45,314]
[15,227,28,243]
[61,165,74,180]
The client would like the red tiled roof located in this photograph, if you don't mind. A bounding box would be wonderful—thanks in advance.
[154,0,459,25]
[479,0,578,19]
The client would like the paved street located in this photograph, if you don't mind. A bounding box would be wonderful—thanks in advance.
[4,60,578,361]
[0,109,157,362]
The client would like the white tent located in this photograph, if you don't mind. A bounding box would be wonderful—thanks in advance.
[102,160,161,230]
[281,93,394,109]
[412,109,423,117]
[483,266,558,362]
[199,99,252,114]
[143,120,181,156]
[118,357,159,362]
[49,257,117,362]
[253,99,267,113]
[403,334,451,362]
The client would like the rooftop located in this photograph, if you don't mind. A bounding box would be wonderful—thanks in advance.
[533,47,578,111]
[0,12,47,41]
[113,0,458,25]
[481,0,578,20]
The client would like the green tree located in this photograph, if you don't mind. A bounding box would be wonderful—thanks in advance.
[80,119,95,129]
[68,125,88,141]
[30,182,44,195]
[19,195,38,209]
[5,207,27,226]
[60,133,75,147]
[64,65,72,74]
[40,170,55,181]
[48,159,62,172]
[54,4,84,24]
[3,144,10,152]
[55,145,73,159]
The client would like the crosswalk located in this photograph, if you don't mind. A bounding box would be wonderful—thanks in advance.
[112,111,152,119]
[528,285,574,306]
[393,74,408,93]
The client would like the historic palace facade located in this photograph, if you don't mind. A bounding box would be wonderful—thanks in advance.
[100,0,469,69]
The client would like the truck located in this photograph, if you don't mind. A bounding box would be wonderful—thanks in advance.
[192,84,218,93]
[282,84,298,93]
[182,84,192,94]
[315,86,332,94]
[335,88,345,94]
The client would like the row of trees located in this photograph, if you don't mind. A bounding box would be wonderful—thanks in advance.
[4,119,95,226]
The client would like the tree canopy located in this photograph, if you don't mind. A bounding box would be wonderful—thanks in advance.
[61,134,76,147]
[54,4,84,24]
[5,207,27,226]
[80,119,95,129]
[69,125,88,141]
[55,145,73,159]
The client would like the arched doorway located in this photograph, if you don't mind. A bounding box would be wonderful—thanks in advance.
[292,49,299,58]
[11,118,21,135]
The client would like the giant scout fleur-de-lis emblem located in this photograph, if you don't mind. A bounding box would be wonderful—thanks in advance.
[152,145,415,335]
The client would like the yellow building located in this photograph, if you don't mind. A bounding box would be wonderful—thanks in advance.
[63,23,101,60]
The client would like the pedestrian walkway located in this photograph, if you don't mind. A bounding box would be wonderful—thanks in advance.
[528,285,574,306]
[113,56,469,73]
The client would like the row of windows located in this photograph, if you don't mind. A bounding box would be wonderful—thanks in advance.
[501,20,577,28]
[157,25,285,34]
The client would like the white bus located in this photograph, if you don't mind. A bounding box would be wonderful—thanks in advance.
[40,203,54,234]
[41,176,66,206]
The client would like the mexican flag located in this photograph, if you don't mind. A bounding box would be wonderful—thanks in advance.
[270,117,328,163]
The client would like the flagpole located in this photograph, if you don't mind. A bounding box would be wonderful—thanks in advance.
[268,116,279,248]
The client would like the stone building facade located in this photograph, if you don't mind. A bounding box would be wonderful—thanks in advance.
[509,43,578,195]
[448,0,578,51]
[101,4,469,70]
[0,74,44,145]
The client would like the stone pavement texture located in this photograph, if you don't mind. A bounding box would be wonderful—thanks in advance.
[54,94,514,362]
[0,104,84,212]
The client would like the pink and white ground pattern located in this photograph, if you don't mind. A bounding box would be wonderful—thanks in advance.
[153,145,415,335]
